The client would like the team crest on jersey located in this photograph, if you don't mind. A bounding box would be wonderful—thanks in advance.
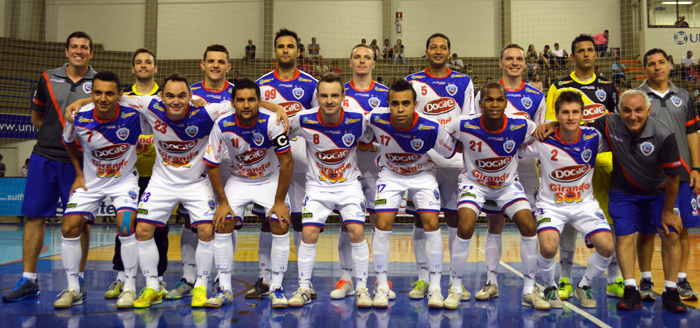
[640,142,654,156]
[116,128,129,140]
[369,97,380,108]
[129,191,138,200]
[503,140,515,153]
[446,83,458,96]
[671,96,683,107]
[434,189,440,200]
[208,200,216,210]
[343,133,355,147]
[360,200,366,213]
[185,125,199,137]
[595,211,606,221]
[293,87,304,100]
[521,97,532,109]
[253,133,264,146]
[581,149,592,163]
[411,139,424,151]
[692,198,698,210]
[82,82,92,94]
[595,89,607,102]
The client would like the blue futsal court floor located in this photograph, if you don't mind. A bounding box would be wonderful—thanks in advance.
[0,225,698,327]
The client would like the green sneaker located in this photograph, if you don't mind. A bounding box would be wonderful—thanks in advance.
[606,277,624,298]
[191,285,207,308]
[558,278,573,300]
[104,280,124,299]
[408,280,430,299]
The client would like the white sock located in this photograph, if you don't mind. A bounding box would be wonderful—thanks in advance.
[352,240,369,289]
[624,279,638,287]
[195,239,214,288]
[485,233,502,285]
[447,226,457,256]
[641,271,652,280]
[450,236,470,290]
[119,234,138,291]
[678,272,688,281]
[373,230,391,290]
[258,231,273,283]
[180,228,198,284]
[214,232,234,292]
[338,229,353,282]
[116,271,126,283]
[425,229,443,291]
[297,241,316,290]
[270,233,290,289]
[538,253,557,288]
[22,272,37,280]
[293,230,302,253]
[520,235,538,295]
[412,226,429,282]
[606,250,620,284]
[665,280,677,289]
[61,236,82,291]
[79,272,84,279]
[578,251,611,288]
[138,238,160,291]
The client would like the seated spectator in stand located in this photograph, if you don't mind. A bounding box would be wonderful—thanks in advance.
[370,39,380,61]
[330,60,341,77]
[361,39,367,45]
[473,76,480,92]
[545,68,558,90]
[526,57,539,79]
[244,39,256,64]
[669,55,677,78]
[21,158,29,177]
[316,57,330,76]
[393,39,406,65]
[675,15,690,28]
[408,66,415,75]
[611,56,629,87]
[551,43,568,69]
[308,37,320,59]
[486,77,492,82]
[419,66,426,72]
[297,37,306,59]
[377,76,384,85]
[531,73,543,91]
[467,64,473,74]
[449,54,464,72]
[686,64,699,90]
[593,30,609,57]
[539,45,552,69]
[0,153,5,177]
[309,64,319,79]
[389,77,397,86]
[298,57,310,73]
[229,71,242,85]
[594,66,604,78]
[382,39,394,64]
[681,51,695,79]
[527,44,539,64]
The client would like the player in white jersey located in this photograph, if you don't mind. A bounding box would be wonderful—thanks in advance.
[405,33,474,299]
[443,82,547,310]
[56,72,145,309]
[470,44,546,300]
[367,79,457,309]
[203,79,293,309]
[285,73,373,308]
[520,91,614,309]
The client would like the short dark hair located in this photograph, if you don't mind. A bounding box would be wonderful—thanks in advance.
[203,44,229,61]
[643,48,669,66]
[132,48,156,67]
[426,33,451,50]
[66,31,93,52]
[554,91,584,114]
[163,72,190,92]
[388,78,417,102]
[481,81,506,98]
[604,29,609,33]
[571,34,596,54]
[93,71,121,92]
[232,78,260,100]
[275,28,299,48]
[500,43,524,59]
[350,44,373,58]
[316,72,344,94]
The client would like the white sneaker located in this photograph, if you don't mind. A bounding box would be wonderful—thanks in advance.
[444,287,462,310]
[373,281,396,300]
[270,287,288,309]
[373,288,389,308]
[522,290,551,310]
[475,282,499,301]
[116,288,137,309]
[355,287,372,308]
[330,280,355,299]
[427,288,444,309]
[408,280,430,299]
[288,288,311,308]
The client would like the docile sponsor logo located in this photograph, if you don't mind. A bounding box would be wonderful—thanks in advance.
[475,156,511,172]
[550,164,590,182]
[424,97,456,115]
[315,149,350,165]
[91,144,130,160]
[583,104,606,120]
[236,148,266,165]
[386,153,422,165]
[158,140,199,153]
[280,101,304,116]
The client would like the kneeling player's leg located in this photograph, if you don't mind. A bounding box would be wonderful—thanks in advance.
[537,226,561,290]
[507,206,537,295]
[116,208,138,293]
[213,218,236,294]
[580,232,613,289]
[373,175,404,291]
[62,215,88,292]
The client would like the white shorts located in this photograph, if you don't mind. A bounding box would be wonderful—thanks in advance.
[136,179,216,229]
[436,167,461,214]
[482,161,539,214]
[375,170,440,215]
[65,175,139,222]
[225,175,290,228]
[457,177,531,219]
[536,201,611,248]
[302,186,366,231]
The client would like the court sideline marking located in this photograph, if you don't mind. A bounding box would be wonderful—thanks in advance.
[475,247,613,328]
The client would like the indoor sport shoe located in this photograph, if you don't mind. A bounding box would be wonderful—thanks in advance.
[288,288,312,308]
[616,286,642,310]
[159,280,168,298]
[134,287,163,308]
[373,288,389,308]
[606,277,624,298]
[661,288,688,313]
[408,280,430,299]
[373,281,396,299]
[522,290,551,310]
[245,277,270,299]
[330,280,354,299]
[639,278,655,302]
[427,288,444,309]
[449,284,471,301]
[355,287,372,308]
[166,278,193,300]
[105,280,124,299]
[543,286,563,308]
[309,283,317,299]
[574,286,597,308]
[475,282,499,301]
[443,287,462,310]
[270,287,288,309]
[54,288,83,309]
[116,288,136,309]
[677,278,698,301]
[191,285,207,308]
[558,278,573,301]
[2,277,40,302]
[205,288,233,308]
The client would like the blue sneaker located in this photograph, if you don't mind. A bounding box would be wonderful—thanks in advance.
[2,277,41,302]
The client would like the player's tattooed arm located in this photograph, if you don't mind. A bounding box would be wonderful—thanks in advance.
[65,142,87,194]
[206,164,233,232]
[64,98,94,123]
[260,101,289,133]
[270,146,293,229]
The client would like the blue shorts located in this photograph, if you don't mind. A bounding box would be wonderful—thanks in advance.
[21,153,76,218]
[640,181,700,233]
[609,190,671,236]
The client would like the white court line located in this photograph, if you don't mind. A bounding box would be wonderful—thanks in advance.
[475,247,613,328]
